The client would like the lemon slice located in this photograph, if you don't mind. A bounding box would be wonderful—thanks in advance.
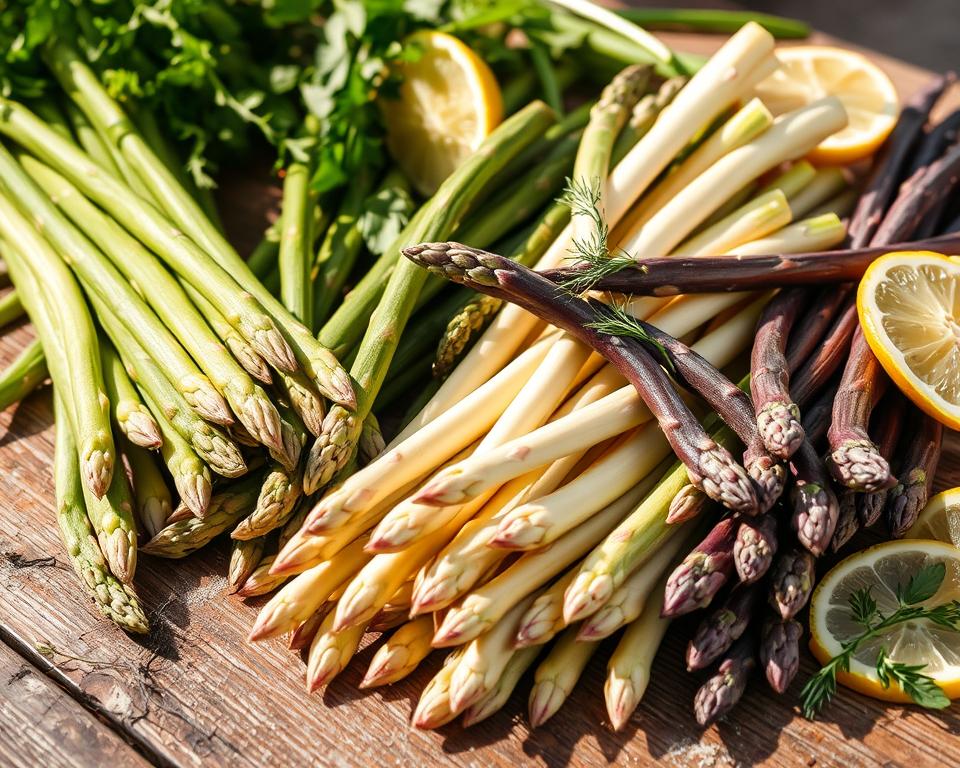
[857,251,960,429]
[381,30,502,197]
[754,45,899,164]
[906,488,960,546]
[810,539,960,703]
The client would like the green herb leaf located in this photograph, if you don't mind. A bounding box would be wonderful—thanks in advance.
[848,587,879,628]
[358,180,416,256]
[876,649,950,709]
[584,302,676,375]
[898,562,945,606]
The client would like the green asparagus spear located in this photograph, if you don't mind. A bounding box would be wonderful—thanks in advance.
[99,340,162,450]
[0,289,24,328]
[0,97,300,384]
[53,391,148,633]
[0,339,47,411]
[278,161,314,326]
[0,205,114,500]
[125,441,173,540]
[142,474,262,558]
[41,45,354,408]
[91,297,246,481]
[311,166,377,328]
[21,155,285,449]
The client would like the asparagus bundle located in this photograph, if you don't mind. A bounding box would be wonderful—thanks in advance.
[2,5,950,739]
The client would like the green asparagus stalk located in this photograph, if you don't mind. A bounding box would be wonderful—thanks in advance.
[453,130,580,250]
[127,100,222,229]
[99,340,162,450]
[0,339,47,411]
[0,289,23,328]
[61,98,124,179]
[0,148,232,427]
[312,166,377,328]
[562,426,744,624]
[617,7,810,37]
[125,441,172,540]
[146,391,213,519]
[91,297,246,481]
[0,205,114,499]
[0,97,302,386]
[21,156,285,449]
[278,161,314,326]
[303,101,556,493]
[42,45,354,408]
[79,430,138,584]
[180,282,271,385]
[54,391,148,634]
[142,474,262,558]
[571,64,651,245]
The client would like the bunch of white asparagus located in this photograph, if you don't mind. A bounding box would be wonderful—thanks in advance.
[248,22,854,729]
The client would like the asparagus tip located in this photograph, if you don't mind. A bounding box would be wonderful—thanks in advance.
[563,571,613,624]
[604,676,639,732]
[827,439,895,492]
[528,680,563,728]
[757,401,805,460]
[692,444,759,514]
[82,447,113,500]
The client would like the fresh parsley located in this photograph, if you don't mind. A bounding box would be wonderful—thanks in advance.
[800,561,960,719]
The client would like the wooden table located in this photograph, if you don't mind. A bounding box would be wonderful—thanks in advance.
[3,28,960,768]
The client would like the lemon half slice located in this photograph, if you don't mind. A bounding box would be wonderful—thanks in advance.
[755,45,899,164]
[382,30,502,197]
[906,488,960,546]
[858,251,960,429]
[810,539,960,703]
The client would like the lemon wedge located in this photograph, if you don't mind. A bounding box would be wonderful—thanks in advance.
[381,30,502,197]
[906,488,960,546]
[857,250,960,429]
[810,539,960,703]
[755,45,899,164]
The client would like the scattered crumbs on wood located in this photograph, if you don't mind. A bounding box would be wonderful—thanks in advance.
[665,739,736,768]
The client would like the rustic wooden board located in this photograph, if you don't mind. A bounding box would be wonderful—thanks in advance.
[0,638,151,768]
[2,25,960,768]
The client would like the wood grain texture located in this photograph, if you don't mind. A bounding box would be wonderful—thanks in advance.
[1,26,960,768]
[0,638,151,768]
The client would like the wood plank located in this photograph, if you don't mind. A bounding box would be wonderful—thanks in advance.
[1,24,960,768]
[0,635,151,768]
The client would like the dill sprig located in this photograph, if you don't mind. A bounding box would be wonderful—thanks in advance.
[560,176,636,292]
[584,301,675,376]
[800,561,960,719]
